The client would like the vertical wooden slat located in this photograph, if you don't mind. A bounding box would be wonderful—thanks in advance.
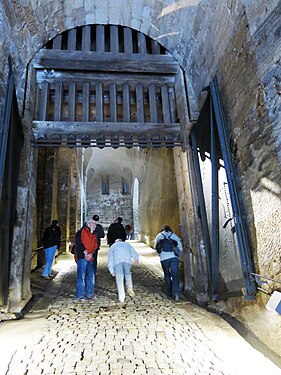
[96,83,104,122]
[151,39,160,54]
[124,27,133,53]
[161,85,171,123]
[82,25,91,51]
[110,25,119,53]
[67,28,77,50]
[149,84,158,123]
[54,82,63,121]
[53,35,62,50]
[96,25,105,52]
[137,32,147,54]
[123,83,130,122]
[39,81,49,121]
[68,82,76,121]
[82,82,90,122]
[136,84,144,122]
[110,83,117,122]
[168,86,177,123]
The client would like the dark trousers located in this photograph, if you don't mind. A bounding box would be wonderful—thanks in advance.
[161,257,180,298]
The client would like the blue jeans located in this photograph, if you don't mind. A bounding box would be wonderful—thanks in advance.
[76,259,95,299]
[42,246,57,276]
[92,250,99,275]
[114,262,133,302]
[161,257,180,298]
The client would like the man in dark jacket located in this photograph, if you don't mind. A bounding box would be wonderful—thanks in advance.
[42,220,61,279]
[107,217,126,246]
[92,214,105,274]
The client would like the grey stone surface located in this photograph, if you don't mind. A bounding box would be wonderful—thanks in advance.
[1,242,280,375]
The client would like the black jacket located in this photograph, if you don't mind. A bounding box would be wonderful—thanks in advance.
[95,223,105,248]
[42,225,61,249]
[107,222,126,246]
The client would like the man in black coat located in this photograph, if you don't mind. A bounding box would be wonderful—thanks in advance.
[107,217,126,247]
[41,219,61,279]
[92,214,105,274]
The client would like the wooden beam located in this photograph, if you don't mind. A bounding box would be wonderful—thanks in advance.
[82,82,90,122]
[110,25,119,53]
[33,50,179,74]
[36,70,175,86]
[38,81,49,121]
[110,83,117,122]
[82,25,91,51]
[149,84,158,123]
[32,120,180,137]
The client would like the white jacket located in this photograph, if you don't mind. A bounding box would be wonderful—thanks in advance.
[108,241,139,275]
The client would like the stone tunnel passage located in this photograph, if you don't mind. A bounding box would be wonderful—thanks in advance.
[1,241,280,375]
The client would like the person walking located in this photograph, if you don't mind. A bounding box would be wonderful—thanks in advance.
[92,214,105,274]
[41,219,61,279]
[108,239,139,303]
[125,224,133,240]
[155,224,182,301]
[74,219,98,300]
[107,217,126,246]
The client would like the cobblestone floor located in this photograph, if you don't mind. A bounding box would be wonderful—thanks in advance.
[1,241,280,375]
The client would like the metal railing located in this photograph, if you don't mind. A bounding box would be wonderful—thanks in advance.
[31,236,74,259]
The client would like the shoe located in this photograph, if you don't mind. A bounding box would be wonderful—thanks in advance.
[127,289,135,297]
[42,275,51,280]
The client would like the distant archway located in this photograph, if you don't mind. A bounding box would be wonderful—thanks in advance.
[132,177,139,239]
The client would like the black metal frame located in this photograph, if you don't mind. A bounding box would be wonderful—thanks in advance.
[191,77,256,301]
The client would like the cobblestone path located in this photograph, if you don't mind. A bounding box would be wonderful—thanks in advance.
[1,242,280,375]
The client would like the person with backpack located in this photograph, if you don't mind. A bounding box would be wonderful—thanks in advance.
[41,219,61,279]
[74,219,98,300]
[155,224,183,301]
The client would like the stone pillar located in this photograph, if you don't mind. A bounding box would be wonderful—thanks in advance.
[36,148,56,267]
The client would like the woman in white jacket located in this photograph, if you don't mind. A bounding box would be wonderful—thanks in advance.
[155,224,182,301]
[108,239,139,302]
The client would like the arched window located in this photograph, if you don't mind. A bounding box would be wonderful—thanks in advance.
[101,175,109,195]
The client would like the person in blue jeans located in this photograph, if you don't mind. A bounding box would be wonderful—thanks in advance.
[108,239,139,302]
[74,219,98,300]
[155,224,183,301]
[42,220,61,279]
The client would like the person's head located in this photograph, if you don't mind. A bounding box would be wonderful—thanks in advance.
[52,219,59,227]
[161,224,172,232]
[86,219,96,232]
[92,214,99,222]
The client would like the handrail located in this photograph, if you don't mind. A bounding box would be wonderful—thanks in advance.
[251,272,281,285]
[31,236,74,260]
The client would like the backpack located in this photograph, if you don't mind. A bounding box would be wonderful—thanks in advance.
[156,233,178,254]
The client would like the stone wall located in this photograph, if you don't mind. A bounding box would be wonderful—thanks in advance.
[0,0,280,355]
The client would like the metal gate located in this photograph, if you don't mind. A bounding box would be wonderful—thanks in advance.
[191,77,256,301]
